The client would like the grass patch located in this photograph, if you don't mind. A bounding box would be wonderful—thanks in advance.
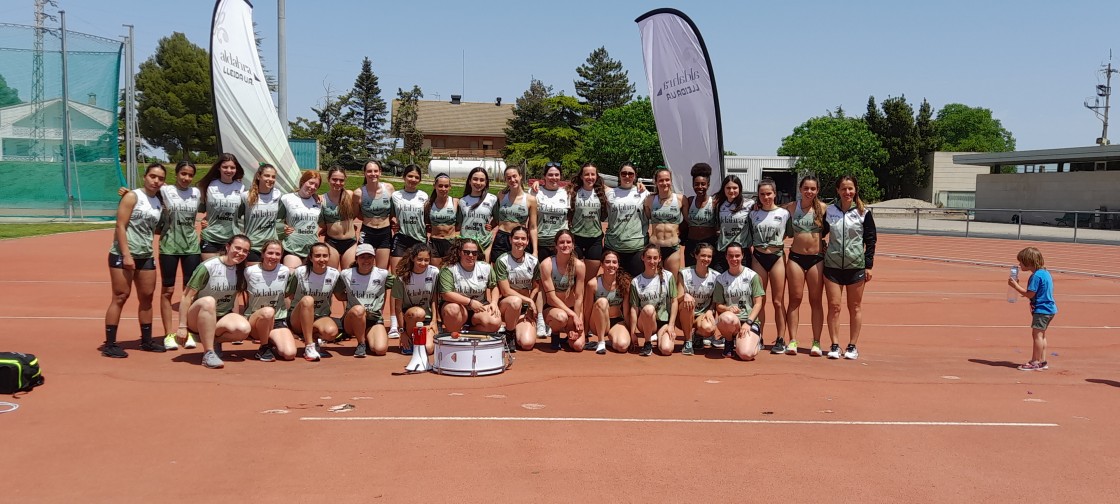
[0,223,115,239]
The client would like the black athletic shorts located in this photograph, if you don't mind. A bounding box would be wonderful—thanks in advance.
[392,234,425,257]
[429,237,454,259]
[199,240,225,254]
[158,253,202,287]
[325,236,357,256]
[573,234,604,261]
[823,267,866,286]
[360,225,393,249]
[108,253,156,270]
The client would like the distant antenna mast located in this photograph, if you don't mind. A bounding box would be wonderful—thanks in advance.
[1085,50,1118,146]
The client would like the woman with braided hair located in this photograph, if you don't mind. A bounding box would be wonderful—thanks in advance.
[536,229,586,351]
[629,243,680,357]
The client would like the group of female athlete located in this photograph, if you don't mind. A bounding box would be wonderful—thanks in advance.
[101,155,876,369]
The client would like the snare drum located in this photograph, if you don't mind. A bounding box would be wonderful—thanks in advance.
[433,332,511,376]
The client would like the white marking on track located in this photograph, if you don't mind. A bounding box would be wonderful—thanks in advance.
[298,416,1059,427]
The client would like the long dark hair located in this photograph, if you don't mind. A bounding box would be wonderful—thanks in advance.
[552,229,580,290]
[326,166,358,220]
[248,164,275,206]
[797,174,826,230]
[713,175,745,212]
[394,243,433,284]
[465,167,490,210]
[600,248,630,302]
[424,172,452,226]
[752,178,777,211]
[569,162,609,221]
[197,153,244,207]
[144,162,166,205]
[444,237,481,267]
[498,165,525,199]
[304,242,331,268]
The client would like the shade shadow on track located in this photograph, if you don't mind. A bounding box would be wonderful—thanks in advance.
[968,358,1021,369]
[1085,379,1120,388]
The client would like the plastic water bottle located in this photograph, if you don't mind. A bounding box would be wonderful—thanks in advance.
[1006,266,1020,303]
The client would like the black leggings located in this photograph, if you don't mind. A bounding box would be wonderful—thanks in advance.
[159,254,202,287]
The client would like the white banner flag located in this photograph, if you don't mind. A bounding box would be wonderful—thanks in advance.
[636,9,725,195]
[211,0,299,192]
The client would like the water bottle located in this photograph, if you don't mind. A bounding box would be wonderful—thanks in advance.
[1006,266,1019,303]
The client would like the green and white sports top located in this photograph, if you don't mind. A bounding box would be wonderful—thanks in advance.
[537,256,576,294]
[457,193,498,249]
[497,192,529,224]
[493,252,539,292]
[789,201,828,236]
[535,187,570,247]
[200,180,244,243]
[687,195,717,229]
[359,183,393,219]
[110,188,162,258]
[571,187,605,238]
[239,188,281,252]
[595,276,624,308]
[717,199,753,251]
[392,189,429,241]
[680,266,719,316]
[278,193,322,257]
[629,270,677,322]
[186,256,241,318]
[289,265,343,318]
[340,266,394,317]
[713,268,765,322]
[749,207,790,251]
[438,262,496,303]
[158,185,201,255]
[605,186,647,253]
[392,265,440,315]
[244,264,291,319]
[650,193,683,225]
[319,191,345,225]
[428,197,457,227]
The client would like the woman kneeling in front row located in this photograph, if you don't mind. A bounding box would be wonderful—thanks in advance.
[712,243,765,360]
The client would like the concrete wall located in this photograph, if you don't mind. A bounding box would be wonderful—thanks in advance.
[915,151,990,204]
[975,171,1120,223]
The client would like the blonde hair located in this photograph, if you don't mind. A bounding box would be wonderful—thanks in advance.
[1016,247,1046,270]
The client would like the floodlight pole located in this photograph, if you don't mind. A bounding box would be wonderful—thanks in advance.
[278,0,289,137]
[60,10,74,221]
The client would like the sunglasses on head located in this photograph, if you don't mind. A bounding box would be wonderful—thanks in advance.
[545,161,561,168]
[461,249,480,257]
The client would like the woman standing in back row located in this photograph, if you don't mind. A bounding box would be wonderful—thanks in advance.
[197,153,245,261]
[321,166,359,271]
[457,167,499,260]
[425,173,458,267]
[784,175,829,357]
[355,160,394,270]
[605,163,649,277]
[157,161,202,351]
[749,178,791,354]
[823,175,877,360]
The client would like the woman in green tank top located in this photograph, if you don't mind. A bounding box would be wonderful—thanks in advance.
[424,173,458,267]
[644,168,686,277]
[239,164,282,265]
[321,166,359,271]
[783,175,830,357]
[537,230,587,351]
[176,234,253,369]
[101,163,167,359]
[683,162,718,268]
[584,249,631,355]
[568,163,610,281]
[156,161,202,348]
[492,166,538,261]
[197,153,245,261]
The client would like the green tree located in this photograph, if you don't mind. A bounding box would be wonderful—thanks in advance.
[347,57,389,159]
[723,150,738,156]
[390,85,425,159]
[503,78,554,159]
[580,97,663,177]
[878,95,924,200]
[916,98,939,183]
[0,73,20,107]
[778,108,885,201]
[505,95,588,176]
[135,32,215,161]
[935,103,1016,152]
[574,46,635,120]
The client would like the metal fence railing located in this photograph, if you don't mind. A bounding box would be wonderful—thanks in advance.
[871,207,1120,245]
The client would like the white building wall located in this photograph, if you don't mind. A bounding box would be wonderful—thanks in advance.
[916,151,990,206]
[975,171,1120,223]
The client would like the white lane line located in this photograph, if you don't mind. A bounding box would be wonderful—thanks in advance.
[0,316,1112,330]
[299,416,1059,427]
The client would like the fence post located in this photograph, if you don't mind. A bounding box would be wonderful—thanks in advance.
[1017,210,1023,240]
[1073,211,1079,243]
[915,209,921,235]
[965,209,971,238]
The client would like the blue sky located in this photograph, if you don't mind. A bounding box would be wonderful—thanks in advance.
[9,0,1120,154]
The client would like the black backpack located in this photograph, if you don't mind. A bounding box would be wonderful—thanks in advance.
[0,352,44,394]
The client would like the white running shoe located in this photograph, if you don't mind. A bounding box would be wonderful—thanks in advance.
[826,344,841,359]
[163,334,179,351]
[810,342,823,357]
[184,334,198,349]
[843,345,859,360]
[388,327,400,340]
[303,344,321,362]
[536,318,549,338]
[595,340,607,355]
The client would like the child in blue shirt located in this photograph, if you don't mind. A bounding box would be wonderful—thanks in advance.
[1007,247,1057,371]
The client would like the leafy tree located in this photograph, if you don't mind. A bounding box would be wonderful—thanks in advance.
[580,97,663,177]
[135,32,215,161]
[346,57,389,160]
[878,96,924,199]
[778,108,885,201]
[935,103,1015,152]
[574,46,634,120]
[0,73,20,107]
[504,95,588,176]
[503,78,554,158]
[723,150,738,156]
[390,85,425,159]
[915,98,939,182]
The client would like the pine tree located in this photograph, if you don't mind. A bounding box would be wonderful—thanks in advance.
[391,85,425,158]
[915,98,939,187]
[347,57,389,160]
[879,96,922,200]
[574,46,634,120]
[503,78,553,158]
[862,96,887,195]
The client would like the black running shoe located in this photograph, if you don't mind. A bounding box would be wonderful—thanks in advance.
[505,331,517,353]
[256,344,276,362]
[770,337,786,355]
[550,333,562,350]
[723,337,736,357]
[639,341,653,357]
[140,340,167,353]
[100,342,128,358]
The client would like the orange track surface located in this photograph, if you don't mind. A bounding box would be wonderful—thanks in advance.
[1,230,1117,503]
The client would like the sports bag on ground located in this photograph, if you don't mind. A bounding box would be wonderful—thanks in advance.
[0,352,44,394]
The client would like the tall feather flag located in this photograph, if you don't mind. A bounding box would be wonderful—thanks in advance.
[636,9,725,195]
